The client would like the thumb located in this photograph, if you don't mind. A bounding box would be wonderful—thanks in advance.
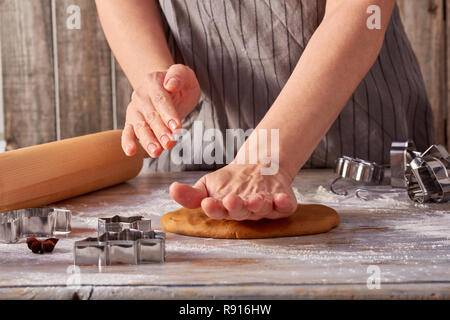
[163,64,190,93]
[169,179,208,209]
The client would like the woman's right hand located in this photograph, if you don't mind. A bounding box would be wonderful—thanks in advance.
[122,64,201,158]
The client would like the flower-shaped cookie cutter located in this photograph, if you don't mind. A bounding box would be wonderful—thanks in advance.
[0,207,71,243]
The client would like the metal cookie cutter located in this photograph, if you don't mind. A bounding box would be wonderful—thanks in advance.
[0,208,71,243]
[335,156,384,184]
[98,215,151,234]
[74,229,165,266]
[390,140,420,188]
[406,145,450,203]
[332,156,385,195]
[74,216,165,266]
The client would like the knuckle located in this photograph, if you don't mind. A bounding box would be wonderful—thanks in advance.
[131,89,146,102]
[154,72,165,83]
[153,92,167,105]
[123,122,133,131]
[146,72,164,84]
[125,106,136,119]
[170,64,185,72]
[144,111,158,125]
[145,73,156,84]
[133,120,147,131]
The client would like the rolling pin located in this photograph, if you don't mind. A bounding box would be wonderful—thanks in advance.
[0,130,144,213]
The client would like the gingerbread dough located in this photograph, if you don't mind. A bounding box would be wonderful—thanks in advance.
[161,204,339,239]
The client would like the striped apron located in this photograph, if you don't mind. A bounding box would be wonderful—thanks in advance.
[146,0,434,172]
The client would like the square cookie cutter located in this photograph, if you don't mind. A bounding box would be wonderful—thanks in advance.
[0,207,71,243]
[74,216,165,266]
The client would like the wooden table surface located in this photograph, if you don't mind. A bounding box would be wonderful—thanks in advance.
[0,170,449,299]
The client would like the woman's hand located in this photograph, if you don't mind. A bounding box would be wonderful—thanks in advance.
[122,64,201,158]
[169,164,298,220]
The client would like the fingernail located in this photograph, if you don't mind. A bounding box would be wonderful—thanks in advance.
[166,78,180,90]
[161,135,169,147]
[126,143,133,155]
[168,119,178,131]
[148,143,157,155]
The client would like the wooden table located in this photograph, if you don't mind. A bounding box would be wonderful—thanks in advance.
[0,170,449,299]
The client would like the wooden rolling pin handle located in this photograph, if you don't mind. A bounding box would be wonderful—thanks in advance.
[0,130,144,213]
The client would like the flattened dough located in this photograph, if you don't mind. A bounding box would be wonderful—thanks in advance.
[161,204,339,239]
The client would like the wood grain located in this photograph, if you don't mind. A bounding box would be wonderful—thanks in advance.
[0,130,143,212]
[54,0,113,139]
[114,58,133,129]
[447,0,450,148]
[0,170,449,299]
[0,29,4,145]
[0,0,56,149]
[397,0,446,146]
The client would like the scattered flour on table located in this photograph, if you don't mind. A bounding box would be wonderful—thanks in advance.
[390,212,450,240]
[67,189,180,228]
[293,185,430,210]
[293,185,450,241]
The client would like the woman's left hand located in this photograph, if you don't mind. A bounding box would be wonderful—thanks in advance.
[169,164,298,220]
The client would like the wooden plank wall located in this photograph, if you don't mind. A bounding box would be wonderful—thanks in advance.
[447,0,450,149]
[0,0,56,150]
[0,24,4,151]
[397,0,447,146]
[55,0,114,139]
[0,0,448,150]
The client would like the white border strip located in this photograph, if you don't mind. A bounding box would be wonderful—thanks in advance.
[0,31,6,152]
[111,51,117,130]
[51,0,61,140]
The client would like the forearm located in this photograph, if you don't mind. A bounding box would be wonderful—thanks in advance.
[95,0,174,88]
[237,0,395,179]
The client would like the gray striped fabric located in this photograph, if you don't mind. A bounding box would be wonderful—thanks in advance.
[147,0,433,172]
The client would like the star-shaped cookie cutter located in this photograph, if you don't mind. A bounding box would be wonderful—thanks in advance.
[74,216,165,266]
[0,207,71,243]
[98,215,151,234]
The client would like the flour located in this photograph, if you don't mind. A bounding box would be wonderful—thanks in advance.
[390,211,450,240]
[293,184,431,210]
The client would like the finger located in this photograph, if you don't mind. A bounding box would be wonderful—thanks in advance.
[249,196,273,219]
[245,194,265,213]
[201,197,228,220]
[137,103,175,150]
[147,73,181,133]
[132,114,162,158]
[164,64,192,93]
[222,194,251,221]
[121,123,137,156]
[273,193,297,215]
[169,179,208,209]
